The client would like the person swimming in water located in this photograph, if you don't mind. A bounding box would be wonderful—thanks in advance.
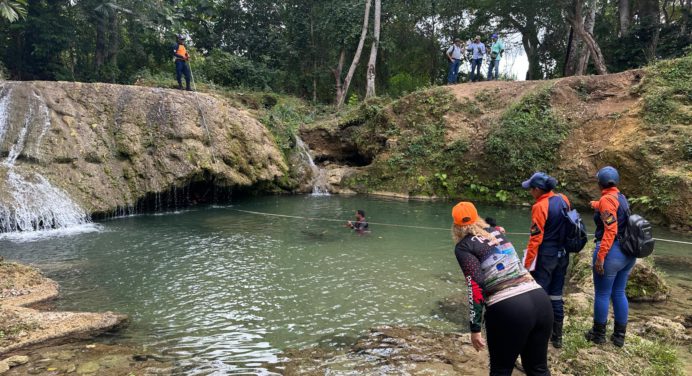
[346,209,369,233]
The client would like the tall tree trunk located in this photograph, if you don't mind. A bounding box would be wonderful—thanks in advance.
[662,0,671,24]
[576,3,596,75]
[365,0,381,99]
[107,11,119,82]
[510,17,542,80]
[567,0,608,74]
[639,0,661,62]
[619,0,631,37]
[310,16,317,103]
[683,0,691,35]
[564,27,582,76]
[94,15,107,72]
[429,0,437,84]
[337,0,372,107]
[333,48,346,105]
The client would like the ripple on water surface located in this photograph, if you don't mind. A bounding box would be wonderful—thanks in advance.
[1,195,690,375]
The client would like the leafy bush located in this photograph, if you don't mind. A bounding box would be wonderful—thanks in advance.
[199,49,274,90]
[641,54,692,127]
[387,72,429,98]
[486,87,569,178]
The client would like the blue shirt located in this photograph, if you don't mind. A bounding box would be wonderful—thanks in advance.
[467,42,486,59]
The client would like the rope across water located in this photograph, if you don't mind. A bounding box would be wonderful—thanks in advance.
[231,209,692,246]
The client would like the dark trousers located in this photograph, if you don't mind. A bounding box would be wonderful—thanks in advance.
[486,288,553,376]
[531,251,569,323]
[175,60,191,90]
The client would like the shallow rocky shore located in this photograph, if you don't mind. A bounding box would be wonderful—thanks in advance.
[268,248,690,376]
[0,259,171,375]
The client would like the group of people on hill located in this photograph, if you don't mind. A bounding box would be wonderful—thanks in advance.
[451,166,635,375]
[446,34,505,84]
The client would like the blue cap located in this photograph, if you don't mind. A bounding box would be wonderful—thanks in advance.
[492,33,498,39]
[521,172,557,191]
[596,166,620,187]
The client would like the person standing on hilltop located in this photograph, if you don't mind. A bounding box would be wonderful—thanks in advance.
[521,172,572,349]
[446,38,464,85]
[487,34,504,80]
[585,166,635,347]
[466,35,486,82]
[172,34,192,91]
[451,201,552,375]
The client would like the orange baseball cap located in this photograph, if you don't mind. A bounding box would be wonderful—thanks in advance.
[452,201,478,226]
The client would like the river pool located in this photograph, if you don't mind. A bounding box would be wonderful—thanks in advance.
[1,195,690,375]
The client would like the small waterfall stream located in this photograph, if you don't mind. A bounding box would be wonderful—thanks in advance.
[295,137,330,196]
[0,84,90,233]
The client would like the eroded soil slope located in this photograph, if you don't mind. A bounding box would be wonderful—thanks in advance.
[302,58,691,229]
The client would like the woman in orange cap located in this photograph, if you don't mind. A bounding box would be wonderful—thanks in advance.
[452,201,552,376]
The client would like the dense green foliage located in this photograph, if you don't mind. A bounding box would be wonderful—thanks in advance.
[1,1,690,102]
[486,86,570,177]
[641,54,692,127]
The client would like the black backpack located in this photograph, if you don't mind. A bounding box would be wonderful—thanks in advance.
[618,211,655,258]
[560,195,588,253]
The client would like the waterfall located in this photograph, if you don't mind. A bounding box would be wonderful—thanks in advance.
[295,137,330,196]
[0,84,90,233]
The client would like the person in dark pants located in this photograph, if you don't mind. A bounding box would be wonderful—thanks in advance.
[466,35,486,82]
[451,201,552,376]
[521,172,572,349]
[585,166,635,347]
[172,34,191,91]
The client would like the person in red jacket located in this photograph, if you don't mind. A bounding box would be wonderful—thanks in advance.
[585,166,635,347]
[521,172,572,348]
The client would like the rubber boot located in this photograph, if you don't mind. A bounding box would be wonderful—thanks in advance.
[584,321,607,344]
[611,322,627,347]
[551,320,563,349]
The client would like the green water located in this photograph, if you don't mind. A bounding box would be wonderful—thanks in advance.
[1,195,690,375]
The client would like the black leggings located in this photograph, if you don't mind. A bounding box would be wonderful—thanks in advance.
[485,288,553,376]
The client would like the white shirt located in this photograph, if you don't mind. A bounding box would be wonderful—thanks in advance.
[447,44,462,60]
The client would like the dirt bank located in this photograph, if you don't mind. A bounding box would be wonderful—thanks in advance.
[301,57,692,229]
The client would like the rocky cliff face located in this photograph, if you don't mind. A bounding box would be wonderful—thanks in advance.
[0,81,287,231]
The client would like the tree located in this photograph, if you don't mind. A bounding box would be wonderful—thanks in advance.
[469,0,566,80]
[618,0,631,37]
[364,0,380,98]
[337,0,371,107]
[564,0,608,74]
[0,0,27,22]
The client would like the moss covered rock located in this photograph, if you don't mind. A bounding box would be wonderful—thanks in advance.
[0,81,288,220]
[568,249,669,302]
[625,260,671,302]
